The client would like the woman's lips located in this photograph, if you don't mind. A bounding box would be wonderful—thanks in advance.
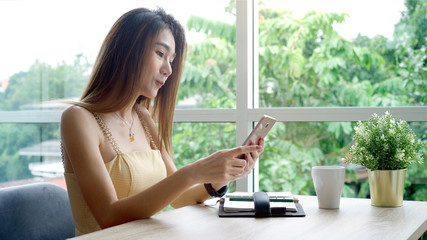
[156,80,165,87]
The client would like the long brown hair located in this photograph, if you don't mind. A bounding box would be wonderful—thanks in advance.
[76,8,186,156]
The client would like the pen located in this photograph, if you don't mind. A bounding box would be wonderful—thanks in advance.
[229,197,295,202]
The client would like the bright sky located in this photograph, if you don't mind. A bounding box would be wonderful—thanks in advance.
[265,0,406,39]
[0,0,406,81]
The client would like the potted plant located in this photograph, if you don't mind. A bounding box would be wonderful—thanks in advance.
[345,111,424,207]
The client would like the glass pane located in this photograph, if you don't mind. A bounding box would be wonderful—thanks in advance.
[0,123,63,188]
[259,0,426,107]
[0,121,240,189]
[259,121,427,201]
[0,0,236,111]
[173,122,237,189]
[176,1,237,109]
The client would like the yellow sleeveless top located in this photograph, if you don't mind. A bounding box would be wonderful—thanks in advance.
[64,110,167,236]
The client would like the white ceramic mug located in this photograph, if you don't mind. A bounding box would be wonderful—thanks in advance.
[311,166,345,209]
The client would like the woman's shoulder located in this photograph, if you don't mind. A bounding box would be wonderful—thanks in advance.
[61,105,95,125]
[61,105,102,144]
[134,104,155,122]
[134,104,158,131]
[134,104,150,117]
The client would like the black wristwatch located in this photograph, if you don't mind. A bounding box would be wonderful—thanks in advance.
[204,183,229,197]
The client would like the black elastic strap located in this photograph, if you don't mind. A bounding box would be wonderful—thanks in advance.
[253,192,271,217]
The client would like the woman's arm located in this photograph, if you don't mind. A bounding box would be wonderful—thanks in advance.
[61,106,260,229]
[138,105,262,208]
[159,137,264,208]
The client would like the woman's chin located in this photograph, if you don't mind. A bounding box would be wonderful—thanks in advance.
[140,90,158,99]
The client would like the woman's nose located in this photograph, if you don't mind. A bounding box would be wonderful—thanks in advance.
[161,61,172,77]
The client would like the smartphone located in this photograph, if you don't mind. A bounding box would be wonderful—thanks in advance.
[242,115,277,146]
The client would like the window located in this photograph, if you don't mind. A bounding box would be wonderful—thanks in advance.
[254,0,427,200]
[0,0,425,202]
[0,0,237,186]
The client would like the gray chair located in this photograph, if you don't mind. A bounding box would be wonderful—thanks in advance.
[0,182,75,240]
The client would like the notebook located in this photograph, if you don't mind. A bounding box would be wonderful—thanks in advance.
[218,192,306,218]
[223,192,297,212]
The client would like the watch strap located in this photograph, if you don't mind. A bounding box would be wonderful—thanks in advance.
[204,183,229,197]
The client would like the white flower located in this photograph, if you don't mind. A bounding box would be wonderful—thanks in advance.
[396,149,405,161]
[354,126,360,133]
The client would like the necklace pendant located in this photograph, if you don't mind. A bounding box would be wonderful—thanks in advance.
[129,132,135,142]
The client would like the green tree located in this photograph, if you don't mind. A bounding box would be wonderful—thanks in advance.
[393,0,427,106]
[1,54,89,110]
[180,11,236,108]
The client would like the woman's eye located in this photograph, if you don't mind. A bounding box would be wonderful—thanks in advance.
[156,51,164,57]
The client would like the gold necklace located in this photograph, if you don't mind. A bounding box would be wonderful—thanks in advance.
[114,111,135,142]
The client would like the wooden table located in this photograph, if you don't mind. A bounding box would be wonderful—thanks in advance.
[71,195,427,240]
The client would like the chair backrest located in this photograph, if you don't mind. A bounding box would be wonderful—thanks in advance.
[0,182,75,240]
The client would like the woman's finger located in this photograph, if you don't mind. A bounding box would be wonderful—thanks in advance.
[257,138,265,152]
[250,149,260,159]
[229,145,261,158]
[231,158,246,168]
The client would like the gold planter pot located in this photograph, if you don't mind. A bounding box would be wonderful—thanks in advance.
[367,169,406,207]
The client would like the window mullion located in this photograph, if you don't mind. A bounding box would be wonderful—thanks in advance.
[235,0,257,192]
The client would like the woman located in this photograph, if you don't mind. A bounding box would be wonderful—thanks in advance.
[61,7,263,236]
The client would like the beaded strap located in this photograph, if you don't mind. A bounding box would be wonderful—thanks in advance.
[93,112,121,154]
[134,106,159,150]
[60,141,66,169]
[92,108,157,153]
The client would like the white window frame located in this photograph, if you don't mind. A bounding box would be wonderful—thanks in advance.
[1,0,426,192]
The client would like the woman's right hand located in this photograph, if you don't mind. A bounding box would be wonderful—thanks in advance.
[187,145,262,184]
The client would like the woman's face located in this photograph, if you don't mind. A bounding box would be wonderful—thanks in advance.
[139,28,176,99]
